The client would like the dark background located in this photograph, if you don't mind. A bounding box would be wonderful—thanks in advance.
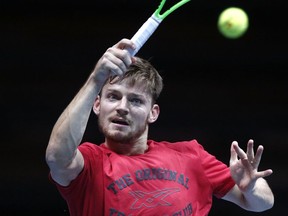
[1,0,287,215]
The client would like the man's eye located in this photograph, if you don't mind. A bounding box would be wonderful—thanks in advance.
[107,94,118,100]
[131,98,142,105]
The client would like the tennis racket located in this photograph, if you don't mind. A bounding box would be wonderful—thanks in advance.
[127,0,191,56]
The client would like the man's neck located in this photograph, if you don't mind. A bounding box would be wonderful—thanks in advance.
[104,138,148,156]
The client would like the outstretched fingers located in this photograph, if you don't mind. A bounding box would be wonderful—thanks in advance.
[230,140,273,178]
[246,139,255,163]
[254,145,273,178]
[231,141,247,161]
[230,141,238,164]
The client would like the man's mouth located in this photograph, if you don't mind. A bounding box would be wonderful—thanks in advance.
[111,118,129,126]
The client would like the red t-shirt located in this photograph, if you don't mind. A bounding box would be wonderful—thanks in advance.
[50,140,235,216]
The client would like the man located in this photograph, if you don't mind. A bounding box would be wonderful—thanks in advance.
[46,39,274,215]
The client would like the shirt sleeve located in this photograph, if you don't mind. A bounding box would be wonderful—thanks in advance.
[196,141,235,198]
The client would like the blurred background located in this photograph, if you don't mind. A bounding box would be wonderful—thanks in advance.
[1,0,287,215]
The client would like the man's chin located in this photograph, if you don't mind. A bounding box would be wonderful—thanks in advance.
[106,132,131,143]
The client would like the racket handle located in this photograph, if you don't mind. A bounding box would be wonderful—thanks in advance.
[127,14,162,56]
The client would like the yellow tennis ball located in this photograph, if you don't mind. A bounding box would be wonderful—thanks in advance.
[218,7,249,39]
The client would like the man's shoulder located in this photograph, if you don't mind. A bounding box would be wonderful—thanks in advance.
[78,142,106,154]
[151,139,199,146]
[149,139,203,152]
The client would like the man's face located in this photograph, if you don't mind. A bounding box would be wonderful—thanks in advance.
[94,79,158,143]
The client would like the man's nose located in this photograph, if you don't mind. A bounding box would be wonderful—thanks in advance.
[116,98,129,115]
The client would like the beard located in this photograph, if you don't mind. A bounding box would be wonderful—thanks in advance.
[97,115,148,144]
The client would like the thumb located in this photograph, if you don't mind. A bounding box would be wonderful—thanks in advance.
[230,141,238,165]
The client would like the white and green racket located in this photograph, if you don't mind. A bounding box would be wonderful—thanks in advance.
[127,0,191,56]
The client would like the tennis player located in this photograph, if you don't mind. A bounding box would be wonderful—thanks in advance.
[46,39,274,216]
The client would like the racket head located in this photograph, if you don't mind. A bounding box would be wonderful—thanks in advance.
[154,0,191,20]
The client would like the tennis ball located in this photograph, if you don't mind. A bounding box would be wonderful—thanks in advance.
[217,7,249,39]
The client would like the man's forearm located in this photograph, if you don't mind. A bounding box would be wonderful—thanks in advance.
[243,178,274,212]
[46,75,100,167]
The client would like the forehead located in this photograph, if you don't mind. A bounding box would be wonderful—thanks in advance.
[102,78,150,96]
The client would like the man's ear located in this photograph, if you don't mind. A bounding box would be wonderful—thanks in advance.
[93,95,101,116]
[148,104,160,123]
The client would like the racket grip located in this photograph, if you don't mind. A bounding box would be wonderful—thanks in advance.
[127,14,162,56]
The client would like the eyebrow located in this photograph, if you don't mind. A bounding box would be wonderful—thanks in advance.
[129,93,145,99]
